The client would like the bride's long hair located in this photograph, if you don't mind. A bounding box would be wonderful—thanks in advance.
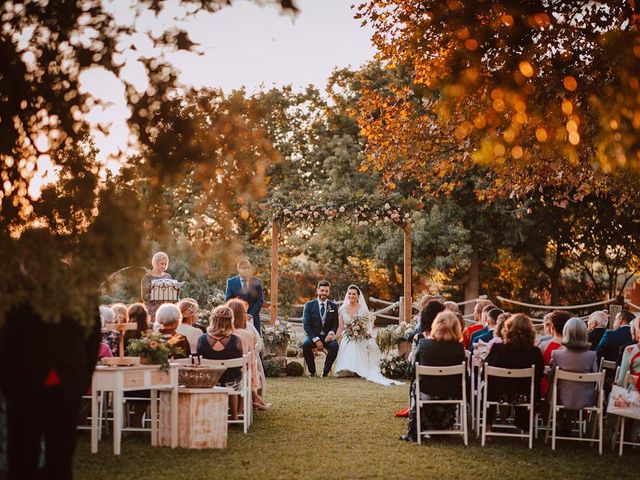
[341,284,370,315]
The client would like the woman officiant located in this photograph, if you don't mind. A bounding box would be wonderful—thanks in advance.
[140,251,172,323]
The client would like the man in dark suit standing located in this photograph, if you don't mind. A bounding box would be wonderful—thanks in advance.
[302,280,339,377]
[596,310,634,362]
[225,257,264,332]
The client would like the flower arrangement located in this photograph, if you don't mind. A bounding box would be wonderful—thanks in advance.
[380,354,413,380]
[344,315,372,342]
[262,320,296,353]
[375,321,417,354]
[126,331,185,371]
[195,288,227,330]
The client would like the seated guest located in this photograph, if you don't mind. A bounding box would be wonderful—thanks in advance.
[587,311,609,350]
[475,312,509,359]
[124,303,149,351]
[198,306,244,420]
[177,298,204,354]
[485,314,544,431]
[444,301,459,313]
[467,304,496,351]
[408,300,446,363]
[226,300,271,410]
[471,307,504,350]
[547,318,598,434]
[401,311,465,442]
[411,295,445,345]
[155,303,190,359]
[596,310,634,363]
[616,318,640,386]
[99,305,119,356]
[616,318,640,442]
[111,303,128,324]
[548,318,598,432]
[539,310,572,398]
[123,302,151,427]
[462,299,493,349]
[537,312,554,347]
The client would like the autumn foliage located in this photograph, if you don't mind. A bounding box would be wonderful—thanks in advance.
[356,1,640,202]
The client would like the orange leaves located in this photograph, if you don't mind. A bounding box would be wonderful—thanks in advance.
[518,61,535,78]
[563,76,578,92]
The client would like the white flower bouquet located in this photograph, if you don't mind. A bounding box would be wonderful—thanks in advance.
[344,314,372,342]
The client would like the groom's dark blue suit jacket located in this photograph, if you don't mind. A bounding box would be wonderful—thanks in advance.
[302,300,339,340]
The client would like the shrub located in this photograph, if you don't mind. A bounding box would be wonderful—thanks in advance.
[264,359,281,378]
[285,361,304,377]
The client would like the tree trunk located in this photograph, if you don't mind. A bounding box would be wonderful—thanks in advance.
[464,244,480,316]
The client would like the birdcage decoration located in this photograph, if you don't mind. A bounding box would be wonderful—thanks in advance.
[150,279,185,302]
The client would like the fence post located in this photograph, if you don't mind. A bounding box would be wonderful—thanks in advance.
[399,296,405,323]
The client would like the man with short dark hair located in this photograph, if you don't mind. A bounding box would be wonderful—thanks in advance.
[225,257,264,332]
[301,280,339,377]
[596,310,634,362]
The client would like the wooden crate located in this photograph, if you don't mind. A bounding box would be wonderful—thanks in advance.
[159,388,228,449]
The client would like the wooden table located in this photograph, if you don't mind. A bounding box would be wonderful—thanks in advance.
[90,363,179,455]
[158,387,232,449]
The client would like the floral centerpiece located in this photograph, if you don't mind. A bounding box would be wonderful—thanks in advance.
[126,331,185,371]
[376,320,416,354]
[344,314,372,342]
[262,320,296,356]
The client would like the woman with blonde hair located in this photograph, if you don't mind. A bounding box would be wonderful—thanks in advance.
[197,306,244,419]
[401,311,465,442]
[226,300,271,410]
[140,251,172,323]
[177,298,204,353]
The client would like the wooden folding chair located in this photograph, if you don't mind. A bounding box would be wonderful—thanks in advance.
[548,367,605,454]
[415,362,468,445]
[481,365,536,449]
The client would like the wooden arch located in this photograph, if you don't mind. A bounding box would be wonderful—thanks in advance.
[269,221,412,324]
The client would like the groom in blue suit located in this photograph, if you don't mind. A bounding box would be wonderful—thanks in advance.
[225,257,264,332]
[302,280,339,377]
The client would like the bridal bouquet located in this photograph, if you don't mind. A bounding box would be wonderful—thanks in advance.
[344,314,372,342]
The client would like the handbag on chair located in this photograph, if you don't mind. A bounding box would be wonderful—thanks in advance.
[607,384,640,420]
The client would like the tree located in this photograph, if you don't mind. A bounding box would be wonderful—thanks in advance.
[355,1,640,200]
[0,0,298,328]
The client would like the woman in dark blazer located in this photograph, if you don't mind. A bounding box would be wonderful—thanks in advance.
[485,314,544,431]
[401,311,465,442]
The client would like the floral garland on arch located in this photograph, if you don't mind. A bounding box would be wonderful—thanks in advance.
[265,195,414,231]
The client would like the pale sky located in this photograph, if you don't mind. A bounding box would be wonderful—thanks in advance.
[81,0,377,164]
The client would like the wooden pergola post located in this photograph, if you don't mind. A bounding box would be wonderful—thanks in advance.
[270,222,280,325]
[403,222,412,323]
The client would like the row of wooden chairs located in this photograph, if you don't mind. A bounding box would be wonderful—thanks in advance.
[415,358,615,454]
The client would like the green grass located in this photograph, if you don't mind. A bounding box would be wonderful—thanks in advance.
[74,374,640,480]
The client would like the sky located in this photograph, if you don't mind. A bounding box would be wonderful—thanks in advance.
[81,0,377,163]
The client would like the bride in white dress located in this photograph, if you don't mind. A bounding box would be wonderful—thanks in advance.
[334,285,401,386]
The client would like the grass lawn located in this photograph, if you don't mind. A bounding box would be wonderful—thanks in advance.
[74,371,640,479]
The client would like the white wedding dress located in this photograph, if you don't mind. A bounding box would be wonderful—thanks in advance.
[334,303,402,386]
